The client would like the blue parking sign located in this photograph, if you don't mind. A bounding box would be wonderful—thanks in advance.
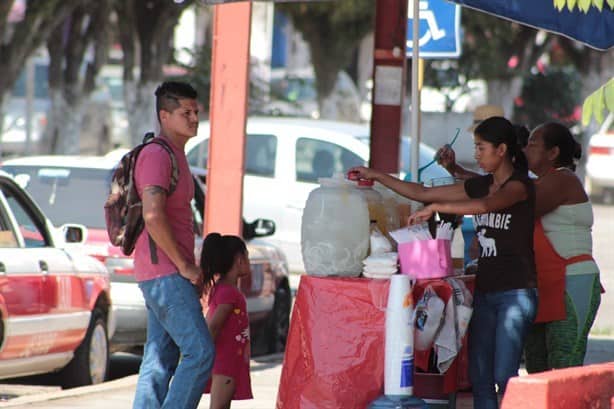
[406,0,461,58]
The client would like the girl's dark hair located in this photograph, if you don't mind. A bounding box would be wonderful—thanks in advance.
[513,124,530,148]
[200,233,247,289]
[474,116,529,174]
[535,122,582,171]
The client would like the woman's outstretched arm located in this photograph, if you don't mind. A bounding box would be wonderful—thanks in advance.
[348,166,469,203]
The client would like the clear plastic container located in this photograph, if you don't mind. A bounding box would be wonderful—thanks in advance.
[356,179,389,237]
[301,174,370,277]
[373,181,402,234]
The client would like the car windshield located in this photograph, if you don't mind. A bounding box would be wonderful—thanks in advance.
[2,165,112,229]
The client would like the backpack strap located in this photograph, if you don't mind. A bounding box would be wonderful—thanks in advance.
[148,138,179,195]
[140,136,180,265]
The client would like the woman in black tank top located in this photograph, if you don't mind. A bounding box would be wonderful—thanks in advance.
[349,116,537,409]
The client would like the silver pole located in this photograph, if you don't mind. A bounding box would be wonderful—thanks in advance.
[410,0,420,185]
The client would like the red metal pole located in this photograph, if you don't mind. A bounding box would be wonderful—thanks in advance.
[370,0,408,174]
[204,2,252,236]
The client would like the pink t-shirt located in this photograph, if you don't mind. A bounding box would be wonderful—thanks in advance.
[133,136,195,282]
[204,283,253,400]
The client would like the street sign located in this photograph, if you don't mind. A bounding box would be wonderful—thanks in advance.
[406,0,461,58]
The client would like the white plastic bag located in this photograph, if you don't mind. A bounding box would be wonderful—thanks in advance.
[370,224,393,255]
[413,285,445,351]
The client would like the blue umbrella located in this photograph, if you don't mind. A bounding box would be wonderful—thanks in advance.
[448,0,614,51]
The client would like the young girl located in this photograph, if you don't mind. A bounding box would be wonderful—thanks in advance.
[201,233,253,409]
[350,116,537,408]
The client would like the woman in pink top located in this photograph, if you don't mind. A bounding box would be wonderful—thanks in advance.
[201,233,253,408]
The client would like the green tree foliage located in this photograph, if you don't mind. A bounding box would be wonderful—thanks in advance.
[582,77,614,125]
[276,0,374,104]
[513,67,582,128]
[552,1,614,125]
[423,10,547,111]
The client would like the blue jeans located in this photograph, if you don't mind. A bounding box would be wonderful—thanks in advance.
[133,273,214,409]
[469,288,537,409]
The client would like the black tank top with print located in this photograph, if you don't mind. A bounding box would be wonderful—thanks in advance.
[464,172,536,293]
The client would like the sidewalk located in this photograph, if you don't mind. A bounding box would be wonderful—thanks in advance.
[2,336,613,408]
[0,354,285,409]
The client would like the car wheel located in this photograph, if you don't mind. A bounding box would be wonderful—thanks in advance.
[60,308,109,388]
[267,280,291,354]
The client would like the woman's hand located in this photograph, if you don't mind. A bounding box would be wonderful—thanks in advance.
[408,205,435,225]
[347,166,381,181]
[436,144,457,173]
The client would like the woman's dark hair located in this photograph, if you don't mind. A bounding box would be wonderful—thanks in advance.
[474,116,529,173]
[200,233,247,290]
[535,122,582,171]
[513,124,530,148]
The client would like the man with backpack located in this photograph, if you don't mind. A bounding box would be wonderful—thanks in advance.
[131,81,213,409]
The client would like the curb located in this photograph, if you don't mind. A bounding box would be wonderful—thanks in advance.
[0,375,138,408]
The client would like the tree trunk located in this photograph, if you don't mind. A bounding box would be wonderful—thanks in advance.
[125,79,158,146]
[0,1,86,152]
[115,0,193,146]
[0,92,7,158]
[487,77,523,118]
[54,99,83,155]
[40,89,83,155]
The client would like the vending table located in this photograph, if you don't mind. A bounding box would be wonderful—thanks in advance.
[276,275,474,409]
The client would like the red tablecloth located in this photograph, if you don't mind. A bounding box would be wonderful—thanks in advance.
[276,275,473,409]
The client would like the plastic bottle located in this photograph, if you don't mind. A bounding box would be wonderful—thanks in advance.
[301,173,370,277]
[373,181,402,234]
[356,179,389,237]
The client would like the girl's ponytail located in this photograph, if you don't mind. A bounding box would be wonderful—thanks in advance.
[201,232,223,290]
[509,142,529,174]
[200,233,248,291]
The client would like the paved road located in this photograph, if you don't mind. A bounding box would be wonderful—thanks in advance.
[590,204,614,333]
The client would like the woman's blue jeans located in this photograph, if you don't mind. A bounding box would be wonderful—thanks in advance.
[469,288,537,409]
[133,273,214,409]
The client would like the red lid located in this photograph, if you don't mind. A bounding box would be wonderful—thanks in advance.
[347,170,360,181]
[357,179,374,187]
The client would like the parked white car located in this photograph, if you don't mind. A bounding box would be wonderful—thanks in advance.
[186,117,450,272]
[2,154,291,356]
[586,113,614,204]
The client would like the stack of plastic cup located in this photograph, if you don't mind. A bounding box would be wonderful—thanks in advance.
[368,275,427,409]
[385,274,414,397]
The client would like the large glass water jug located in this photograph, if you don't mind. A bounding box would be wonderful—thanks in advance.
[301,174,369,277]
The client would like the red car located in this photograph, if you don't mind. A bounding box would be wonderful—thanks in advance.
[0,171,112,387]
[2,154,291,356]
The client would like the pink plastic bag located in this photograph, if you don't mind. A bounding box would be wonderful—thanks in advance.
[398,239,453,279]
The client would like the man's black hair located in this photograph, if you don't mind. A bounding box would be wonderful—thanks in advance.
[154,81,198,121]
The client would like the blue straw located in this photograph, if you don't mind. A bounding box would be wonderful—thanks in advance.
[417,127,461,180]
